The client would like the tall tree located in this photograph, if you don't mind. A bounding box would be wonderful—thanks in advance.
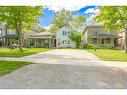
[50,9,72,32]
[69,31,83,48]
[0,6,43,51]
[94,6,127,52]
[71,15,86,31]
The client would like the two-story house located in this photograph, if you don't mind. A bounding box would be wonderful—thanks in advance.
[56,26,76,48]
[84,24,118,47]
[0,23,18,47]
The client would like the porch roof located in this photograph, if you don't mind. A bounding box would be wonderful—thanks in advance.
[0,34,18,38]
[29,31,53,39]
[90,34,118,38]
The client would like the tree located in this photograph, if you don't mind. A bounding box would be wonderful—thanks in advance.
[50,9,72,32]
[94,6,127,52]
[71,15,86,31]
[69,31,83,48]
[0,6,43,51]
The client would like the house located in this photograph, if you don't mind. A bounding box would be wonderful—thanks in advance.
[83,24,118,47]
[117,29,126,49]
[0,23,18,47]
[28,31,55,48]
[56,26,76,48]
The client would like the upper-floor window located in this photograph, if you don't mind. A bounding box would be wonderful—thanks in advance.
[62,31,67,36]
[62,31,71,36]
[94,30,98,35]
[0,30,2,35]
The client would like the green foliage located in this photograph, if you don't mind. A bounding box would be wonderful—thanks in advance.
[83,44,116,49]
[94,6,127,52]
[94,6,127,32]
[0,6,43,31]
[69,31,83,48]
[50,10,86,32]
[0,6,43,51]
[0,60,32,76]
[0,48,53,57]
[50,9,72,32]
[71,15,86,30]
[87,49,127,61]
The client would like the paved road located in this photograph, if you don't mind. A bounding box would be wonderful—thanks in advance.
[0,49,127,88]
[0,64,127,89]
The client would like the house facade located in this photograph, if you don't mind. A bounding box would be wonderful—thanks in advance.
[117,29,126,49]
[0,23,18,47]
[28,31,55,48]
[56,26,76,48]
[84,24,118,47]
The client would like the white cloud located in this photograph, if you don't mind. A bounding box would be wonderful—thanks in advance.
[84,8,99,14]
[42,0,87,12]
[44,24,52,30]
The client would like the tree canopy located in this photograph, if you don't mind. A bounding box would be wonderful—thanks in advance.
[69,31,83,48]
[94,6,127,52]
[50,9,86,32]
[0,6,43,51]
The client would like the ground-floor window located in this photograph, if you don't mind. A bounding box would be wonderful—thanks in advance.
[93,38,97,44]
[106,38,111,44]
[62,40,70,44]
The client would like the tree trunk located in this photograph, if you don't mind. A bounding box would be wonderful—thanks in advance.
[16,22,23,52]
[18,29,23,51]
[124,29,127,53]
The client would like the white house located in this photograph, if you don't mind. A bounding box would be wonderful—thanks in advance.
[56,26,76,48]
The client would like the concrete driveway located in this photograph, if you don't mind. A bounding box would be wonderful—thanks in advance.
[0,63,127,89]
[0,49,127,88]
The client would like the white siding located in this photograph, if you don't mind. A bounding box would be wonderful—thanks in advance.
[56,26,76,48]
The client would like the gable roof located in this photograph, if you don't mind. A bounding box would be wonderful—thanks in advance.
[55,26,73,33]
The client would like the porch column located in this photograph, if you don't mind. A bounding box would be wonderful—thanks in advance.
[49,38,52,48]
[89,38,91,44]
[111,38,114,46]
[35,38,37,47]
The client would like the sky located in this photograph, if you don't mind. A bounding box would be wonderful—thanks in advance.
[39,5,100,29]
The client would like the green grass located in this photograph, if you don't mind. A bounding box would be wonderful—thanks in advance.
[0,48,53,57]
[0,60,32,76]
[87,49,127,61]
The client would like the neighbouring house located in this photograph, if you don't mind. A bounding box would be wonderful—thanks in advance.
[28,31,55,48]
[117,29,126,49]
[0,23,18,47]
[83,24,118,47]
[56,26,76,48]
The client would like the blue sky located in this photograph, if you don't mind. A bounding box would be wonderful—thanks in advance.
[39,6,99,28]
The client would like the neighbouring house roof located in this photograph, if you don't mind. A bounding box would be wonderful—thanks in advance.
[86,24,104,28]
[29,31,53,39]
[83,24,104,34]
[0,34,18,38]
[90,34,118,38]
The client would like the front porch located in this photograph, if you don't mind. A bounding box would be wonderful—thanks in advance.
[25,31,55,48]
[29,38,52,48]
[88,36,118,47]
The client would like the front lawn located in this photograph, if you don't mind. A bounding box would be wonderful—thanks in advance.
[87,49,127,61]
[0,60,32,76]
[0,48,53,57]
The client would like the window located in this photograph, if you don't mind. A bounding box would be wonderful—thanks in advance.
[94,29,98,35]
[93,38,97,43]
[62,40,70,44]
[62,31,71,36]
[0,30,2,35]
[62,31,67,36]
[106,38,111,43]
